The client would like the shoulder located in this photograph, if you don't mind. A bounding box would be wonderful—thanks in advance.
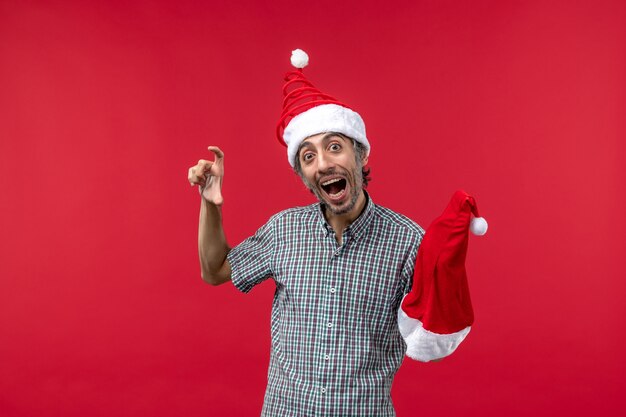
[372,203,425,239]
[263,203,320,227]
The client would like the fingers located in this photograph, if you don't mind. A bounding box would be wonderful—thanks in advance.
[188,166,202,186]
[187,146,224,188]
[188,160,213,186]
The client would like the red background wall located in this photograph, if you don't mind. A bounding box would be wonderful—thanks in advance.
[1,1,625,416]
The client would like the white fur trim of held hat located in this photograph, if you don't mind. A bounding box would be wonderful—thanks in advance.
[398,296,471,362]
[283,103,370,167]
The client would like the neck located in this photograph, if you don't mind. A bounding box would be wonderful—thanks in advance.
[324,190,367,244]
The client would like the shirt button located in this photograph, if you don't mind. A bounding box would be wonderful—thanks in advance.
[321,387,327,394]
[327,322,333,328]
[324,354,330,360]
[329,287,336,294]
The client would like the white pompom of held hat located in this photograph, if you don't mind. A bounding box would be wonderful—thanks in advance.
[276,49,370,167]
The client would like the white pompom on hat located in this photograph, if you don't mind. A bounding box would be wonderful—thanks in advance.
[470,215,488,236]
[290,49,309,69]
[276,49,370,167]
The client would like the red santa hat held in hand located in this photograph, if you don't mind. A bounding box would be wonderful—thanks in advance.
[398,190,487,362]
[277,49,370,167]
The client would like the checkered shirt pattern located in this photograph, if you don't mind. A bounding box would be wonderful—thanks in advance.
[227,195,423,417]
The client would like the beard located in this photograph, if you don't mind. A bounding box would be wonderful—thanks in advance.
[302,160,364,216]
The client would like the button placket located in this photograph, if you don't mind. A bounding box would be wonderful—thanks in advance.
[320,232,340,394]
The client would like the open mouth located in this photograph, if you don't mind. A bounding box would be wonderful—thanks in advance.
[321,177,347,199]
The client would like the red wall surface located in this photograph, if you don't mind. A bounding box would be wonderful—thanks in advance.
[1,1,625,416]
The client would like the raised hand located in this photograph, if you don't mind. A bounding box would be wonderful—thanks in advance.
[188,146,224,206]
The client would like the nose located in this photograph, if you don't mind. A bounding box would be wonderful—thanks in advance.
[316,152,334,173]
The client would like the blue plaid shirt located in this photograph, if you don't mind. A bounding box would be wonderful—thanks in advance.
[227,194,423,416]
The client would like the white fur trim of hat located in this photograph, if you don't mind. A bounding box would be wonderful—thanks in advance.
[283,103,370,167]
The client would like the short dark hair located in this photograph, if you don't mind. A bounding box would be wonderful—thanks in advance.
[293,133,371,188]
[353,140,371,188]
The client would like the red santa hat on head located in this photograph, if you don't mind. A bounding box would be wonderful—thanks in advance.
[398,190,487,362]
[276,49,371,167]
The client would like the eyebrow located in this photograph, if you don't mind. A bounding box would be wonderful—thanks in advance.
[322,132,348,143]
[299,133,345,150]
[297,142,313,158]
[322,132,344,142]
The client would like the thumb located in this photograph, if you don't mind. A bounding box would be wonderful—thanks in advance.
[208,146,224,163]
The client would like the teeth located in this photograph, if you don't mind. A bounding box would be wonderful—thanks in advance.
[329,189,346,198]
[322,178,342,186]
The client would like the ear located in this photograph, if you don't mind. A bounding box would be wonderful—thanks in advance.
[361,154,369,166]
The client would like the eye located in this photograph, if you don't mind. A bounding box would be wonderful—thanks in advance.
[302,152,314,162]
[329,143,342,152]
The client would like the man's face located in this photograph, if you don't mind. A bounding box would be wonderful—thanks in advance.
[297,133,368,216]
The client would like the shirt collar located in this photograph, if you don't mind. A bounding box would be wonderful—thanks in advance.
[315,191,375,242]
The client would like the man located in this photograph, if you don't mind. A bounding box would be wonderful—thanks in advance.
[187,50,424,416]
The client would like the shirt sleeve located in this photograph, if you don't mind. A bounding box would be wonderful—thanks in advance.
[401,226,424,295]
[227,216,275,293]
